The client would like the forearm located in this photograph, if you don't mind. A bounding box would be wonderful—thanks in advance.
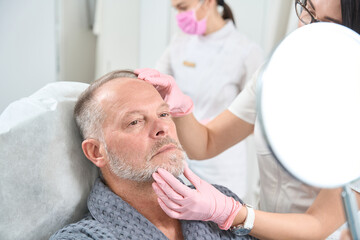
[231,208,339,240]
[231,188,346,240]
[173,110,254,159]
[173,113,212,159]
[250,211,324,240]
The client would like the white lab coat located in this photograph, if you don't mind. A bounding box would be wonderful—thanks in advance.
[229,72,321,213]
[228,71,352,239]
[156,21,264,198]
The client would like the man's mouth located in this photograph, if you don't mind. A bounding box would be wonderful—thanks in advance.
[153,144,178,157]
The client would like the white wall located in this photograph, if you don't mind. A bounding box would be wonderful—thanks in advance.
[227,0,297,57]
[94,0,141,78]
[227,0,267,49]
[0,0,97,114]
[94,0,172,76]
[0,0,57,113]
[139,0,172,68]
[58,0,97,83]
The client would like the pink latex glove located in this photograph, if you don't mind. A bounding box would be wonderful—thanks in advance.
[135,68,193,117]
[151,163,242,230]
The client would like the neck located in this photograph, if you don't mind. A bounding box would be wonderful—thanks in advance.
[204,13,226,35]
[103,172,184,240]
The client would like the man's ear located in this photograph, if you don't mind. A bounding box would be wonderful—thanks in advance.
[82,139,107,168]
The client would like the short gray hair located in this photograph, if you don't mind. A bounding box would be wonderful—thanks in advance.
[74,70,138,140]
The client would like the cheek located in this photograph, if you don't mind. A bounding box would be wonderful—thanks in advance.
[328,0,342,15]
[196,7,207,20]
[298,20,305,28]
[168,124,180,140]
[107,134,145,156]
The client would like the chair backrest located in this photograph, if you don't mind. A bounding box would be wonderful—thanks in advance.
[0,81,99,240]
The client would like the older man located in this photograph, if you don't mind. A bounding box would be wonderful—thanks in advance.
[50,70,254,240]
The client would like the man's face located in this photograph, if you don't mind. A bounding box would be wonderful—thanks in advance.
[96,78,185,182]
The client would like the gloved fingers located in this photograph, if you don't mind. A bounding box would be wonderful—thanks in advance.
[143,76,172,89]
[183,162,203,189]
[152,171,188,204]
[166,96,194,118]
[134,68,161,79]
[156,168,193,197]
[152,182,184,211]
[159,73,175,80]
[157,198,183,219]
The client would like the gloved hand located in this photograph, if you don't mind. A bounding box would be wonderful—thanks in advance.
[151,163,242,230]
[135,68,193,117]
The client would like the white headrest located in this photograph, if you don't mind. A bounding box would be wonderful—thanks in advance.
[0,81,99,240]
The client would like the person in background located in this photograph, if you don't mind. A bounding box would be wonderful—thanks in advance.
[156,0,264,201]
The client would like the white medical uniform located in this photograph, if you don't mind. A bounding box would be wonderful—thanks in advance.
[230,73,360,238]
[228,72,321,213]
[156,21,263,198]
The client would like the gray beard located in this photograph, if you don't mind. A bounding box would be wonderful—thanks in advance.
[106,137,186,182]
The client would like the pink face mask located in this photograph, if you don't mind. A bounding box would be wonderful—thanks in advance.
[176,8,207,35]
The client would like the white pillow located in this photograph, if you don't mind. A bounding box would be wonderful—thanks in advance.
[0,81,99,240]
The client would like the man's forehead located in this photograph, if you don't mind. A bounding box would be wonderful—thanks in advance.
[95,77,164,111]
[101,77,145,89]
[95,77,154,98]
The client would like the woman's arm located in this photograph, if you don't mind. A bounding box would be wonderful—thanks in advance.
[153,165,360,240]
[236,188,347,240]
[173,110,254,159]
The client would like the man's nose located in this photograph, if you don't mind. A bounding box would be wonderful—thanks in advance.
[150,119,169,138]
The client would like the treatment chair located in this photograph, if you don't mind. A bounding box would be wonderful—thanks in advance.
[0,82,99,240]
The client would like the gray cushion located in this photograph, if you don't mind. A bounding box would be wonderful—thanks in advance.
[0,81,99,240]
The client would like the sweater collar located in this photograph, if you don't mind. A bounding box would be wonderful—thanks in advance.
[87,178,170,239]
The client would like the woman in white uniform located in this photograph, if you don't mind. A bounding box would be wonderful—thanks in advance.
[137,0,360,238]
[156,0,264,199]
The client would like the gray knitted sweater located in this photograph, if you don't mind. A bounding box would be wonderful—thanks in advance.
[50,178,256,240]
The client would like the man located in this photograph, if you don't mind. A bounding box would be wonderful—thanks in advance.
[50,70,254,240]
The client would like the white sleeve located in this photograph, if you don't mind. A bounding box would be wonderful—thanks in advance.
[228,69,259,124]
[155,45,173,75]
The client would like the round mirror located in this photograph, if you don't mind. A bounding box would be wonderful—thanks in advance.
[257,23,360,188]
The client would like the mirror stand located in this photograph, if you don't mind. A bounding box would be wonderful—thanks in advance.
[342,185,360,238]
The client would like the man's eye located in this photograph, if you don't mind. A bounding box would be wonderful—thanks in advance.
[160,112,170,118]
[129,120,138,126]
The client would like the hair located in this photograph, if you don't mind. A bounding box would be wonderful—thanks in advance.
[74,70,138,140]
[217,0,236,26]
[341,0,360,34]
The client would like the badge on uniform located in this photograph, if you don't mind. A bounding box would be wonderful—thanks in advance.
[183,61,196,68]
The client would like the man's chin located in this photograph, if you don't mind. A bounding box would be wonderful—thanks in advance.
[156,162,184,178]
[109,150,186,183]
[152,152,185,177]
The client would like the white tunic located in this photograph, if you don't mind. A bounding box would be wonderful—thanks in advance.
[229,72,360,238]
[156,21,263,198]
[228,71,321,213]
